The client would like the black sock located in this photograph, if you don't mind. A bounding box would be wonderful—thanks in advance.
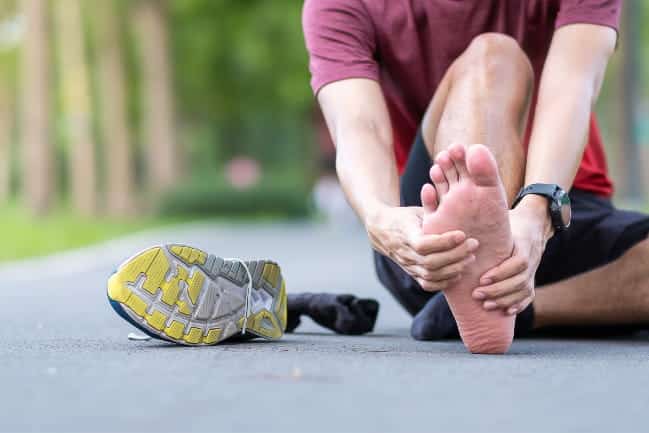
[410,292,459,340]
[410,292,536,340]
[286,293,380,335]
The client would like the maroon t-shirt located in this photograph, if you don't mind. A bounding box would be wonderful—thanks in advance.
[303,0,621,196]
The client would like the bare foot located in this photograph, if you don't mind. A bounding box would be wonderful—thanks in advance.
[421,144,514,354]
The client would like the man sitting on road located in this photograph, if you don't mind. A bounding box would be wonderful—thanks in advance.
[303,0,649,353]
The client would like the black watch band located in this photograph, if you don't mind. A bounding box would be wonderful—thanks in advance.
[512,183,571,232]
[512,184,559,209]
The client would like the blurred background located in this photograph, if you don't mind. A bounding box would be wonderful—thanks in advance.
[0,0,645,261]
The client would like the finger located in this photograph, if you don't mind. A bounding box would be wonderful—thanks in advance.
[431,254,475,280]
[394,247,423,266]
[404,264,435,281]
[416,275,460,292]
[473,273,528,300]
[409,230,468,255]
[429,164,448,196]
[421,183,438,213]
[479,254,527,286]
[406,262,459,281]
[422,238,479,269]
[482,287,532,311]
[435,150,458,184]
[506,296,534,316]
[407,253,471,282]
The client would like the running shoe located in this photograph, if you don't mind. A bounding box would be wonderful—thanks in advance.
[107,244,287,345]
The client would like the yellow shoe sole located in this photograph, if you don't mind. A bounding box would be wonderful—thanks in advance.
[107,244,287,346]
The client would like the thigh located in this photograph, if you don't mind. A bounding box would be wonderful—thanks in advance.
[399,129,433,207]
[536,189,649,286]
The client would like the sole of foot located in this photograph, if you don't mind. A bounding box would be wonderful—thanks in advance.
[107,244,287,346]
[421,144,515,354]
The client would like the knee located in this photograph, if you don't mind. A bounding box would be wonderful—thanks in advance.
[454,33,533,92]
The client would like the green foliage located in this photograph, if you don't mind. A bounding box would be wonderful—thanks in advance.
[170,0,314,169]
[158,168,311,218]
[0,0,317,261]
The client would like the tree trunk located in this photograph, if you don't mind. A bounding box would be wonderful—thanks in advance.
[54,0,96,215]
[20,0,53,215]
[94,0,135,216]
[133,0,179,195]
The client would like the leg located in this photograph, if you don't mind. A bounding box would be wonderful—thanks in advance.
[418,35,534,353]
[372,34,534,348]
[422,33,533,201]
[535,237,649,328]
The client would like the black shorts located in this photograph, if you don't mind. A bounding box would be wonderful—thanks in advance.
[374,130,649,319]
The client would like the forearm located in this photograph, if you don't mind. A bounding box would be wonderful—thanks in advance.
[317,78,400,226]
[317,79,479,287]
[525,82,594,190]
[335,120,399,225]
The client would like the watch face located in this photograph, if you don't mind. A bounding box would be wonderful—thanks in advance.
[558,190,571,228]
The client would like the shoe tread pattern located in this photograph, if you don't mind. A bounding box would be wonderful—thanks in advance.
[107,244,287,345]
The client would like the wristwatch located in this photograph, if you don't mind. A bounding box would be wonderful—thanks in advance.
[512,183,571,232]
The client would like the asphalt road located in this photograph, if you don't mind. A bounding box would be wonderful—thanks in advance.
[2,222,649,432]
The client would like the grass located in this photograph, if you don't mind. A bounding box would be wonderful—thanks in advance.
[0,204,183,262]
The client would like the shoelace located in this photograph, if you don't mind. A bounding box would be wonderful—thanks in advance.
[128,258,254,341]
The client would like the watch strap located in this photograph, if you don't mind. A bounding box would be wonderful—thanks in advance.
[511,183,559,209]
[512,183,570,232]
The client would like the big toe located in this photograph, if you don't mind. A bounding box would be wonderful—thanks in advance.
[466,144,501,187]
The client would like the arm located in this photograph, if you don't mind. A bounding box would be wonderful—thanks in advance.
[519,23,616,230]
[318,78,479,290]
[318,79,398,223]
[475,24,617,313]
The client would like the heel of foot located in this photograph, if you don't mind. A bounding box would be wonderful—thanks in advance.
[463,332,513,355]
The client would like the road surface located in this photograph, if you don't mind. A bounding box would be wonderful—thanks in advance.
[2,222,648,432]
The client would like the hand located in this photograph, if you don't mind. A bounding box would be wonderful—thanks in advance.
[472,196,553,315]
[366,205,479,291]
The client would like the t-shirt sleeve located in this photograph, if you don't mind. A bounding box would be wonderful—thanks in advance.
[302,0,379,95]
[555,0,621,33]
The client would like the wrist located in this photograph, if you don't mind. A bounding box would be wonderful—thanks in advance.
[362,200,394,232]
[513,194,555,240]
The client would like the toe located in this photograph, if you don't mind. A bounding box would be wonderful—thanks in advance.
[420,183,438,213]
[435,150,458,184]
[448,144,470,180]
[466,144,501,187]
[429,164,449,196]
